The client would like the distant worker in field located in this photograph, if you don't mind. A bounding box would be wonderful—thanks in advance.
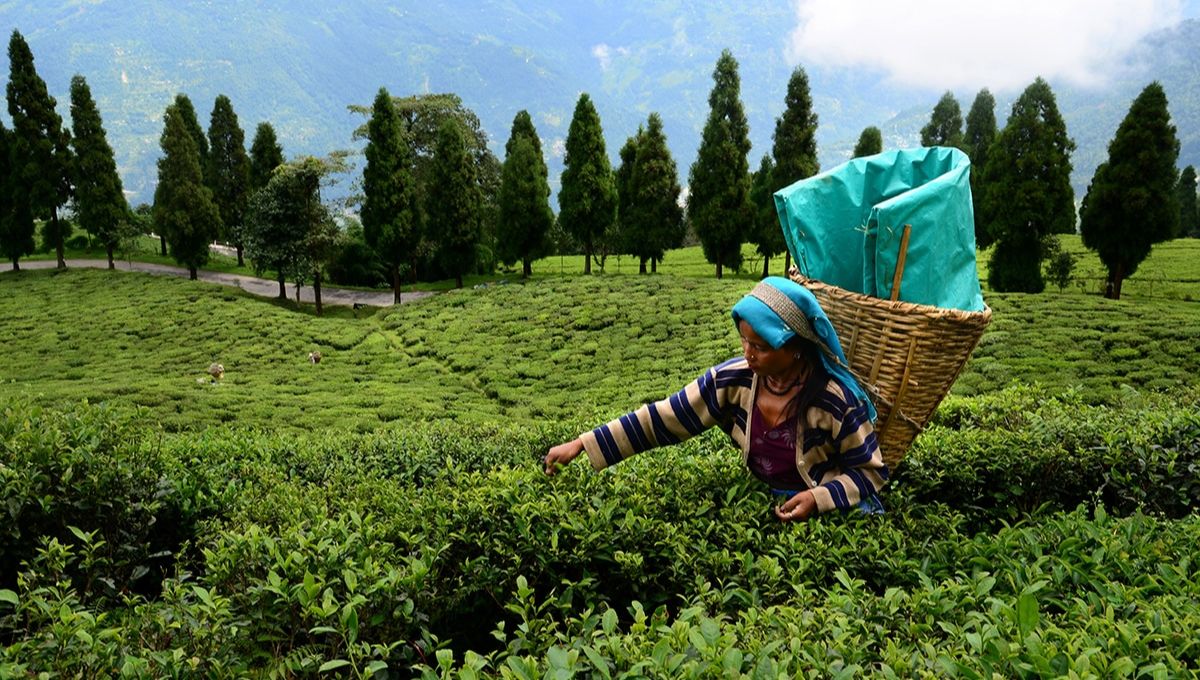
[543,277,887,522]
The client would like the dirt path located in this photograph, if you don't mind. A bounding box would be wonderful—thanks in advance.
[0,259,432,307]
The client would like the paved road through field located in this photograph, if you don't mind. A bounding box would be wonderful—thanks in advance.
[0,259,432,307]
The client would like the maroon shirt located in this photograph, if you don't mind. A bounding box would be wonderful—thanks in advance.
[748,403,807,490]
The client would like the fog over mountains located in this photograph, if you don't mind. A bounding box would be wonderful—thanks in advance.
[4,1,1200,206]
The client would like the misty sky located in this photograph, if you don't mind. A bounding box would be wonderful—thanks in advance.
[787,0,1196,92]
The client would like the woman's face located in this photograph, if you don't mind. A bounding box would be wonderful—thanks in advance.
[738,320,797,378]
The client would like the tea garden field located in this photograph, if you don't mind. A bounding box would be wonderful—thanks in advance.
[1,238,1199,677]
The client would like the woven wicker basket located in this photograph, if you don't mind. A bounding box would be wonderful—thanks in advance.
[789,268,992,468]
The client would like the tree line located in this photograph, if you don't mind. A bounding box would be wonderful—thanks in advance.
[2,28,1193,303]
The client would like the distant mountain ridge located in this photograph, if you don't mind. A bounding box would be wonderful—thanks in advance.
[2,1,1198,205]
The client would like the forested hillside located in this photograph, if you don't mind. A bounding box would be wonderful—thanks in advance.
[2,1,1198,203]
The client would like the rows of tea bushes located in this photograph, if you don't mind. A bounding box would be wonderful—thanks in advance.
[2,386,1198,676]
[5,269,1199,436]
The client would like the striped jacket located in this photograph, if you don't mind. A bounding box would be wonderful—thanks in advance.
[579,357,889,514]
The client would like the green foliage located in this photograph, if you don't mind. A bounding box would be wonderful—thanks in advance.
[1041,236,1076,292]
[920,91,964,148]
[626,113,684,273]
[426,119,482,289]
[748,154,785,276]
[688,49,752,278]
[964,88,997,248]
[771,66,818,189]
[851,126,882,158]
[171,93,208,175]
[1080,82,1180,299]
[6,29,72,267]
[1177,165,1198,237]
[153,103,221,278]
[206,95,251,251]
[248,121,284,193]
[496,111,553,278]
[68,74,129,268]
[558,93,617,274]
[0,118,36,266]
[361,87,417,300]
[982,78,1076,292]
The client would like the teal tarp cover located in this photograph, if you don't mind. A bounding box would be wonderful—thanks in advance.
[773,146,985,312]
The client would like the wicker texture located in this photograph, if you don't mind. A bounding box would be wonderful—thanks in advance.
[789,270,991,468]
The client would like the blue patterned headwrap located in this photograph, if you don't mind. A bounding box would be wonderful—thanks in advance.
[731,276,877,422]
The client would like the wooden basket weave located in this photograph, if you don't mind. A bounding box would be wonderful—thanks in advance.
[788,268,992,468]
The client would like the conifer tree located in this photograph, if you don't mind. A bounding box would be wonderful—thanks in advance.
[852,126,882,158]
[689,49,752,278]
[207,95,251,266]
[964,88,997,247]
[749,154,785,278]
[249,122,284,193]
[174,94,208,175]
[559,93,616,274]
[69,74,127,269]
[1080,82,1179,300]
[770,66,819,273]
[361,87,416,302]
[7,30,72,269]
[980,77,1075,293]
[153,103,221,279]
[1176,165,1198,238]
[614,128,642,265]
[921,91,964,148]
[496,110,553,278]
[0,117,35,269]
[426,119,482,289]
[629,113,683,274]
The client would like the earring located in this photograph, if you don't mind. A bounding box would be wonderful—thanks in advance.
[794,353,802,360]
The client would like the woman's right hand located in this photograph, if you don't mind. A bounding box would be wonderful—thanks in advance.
[544,439,584,475]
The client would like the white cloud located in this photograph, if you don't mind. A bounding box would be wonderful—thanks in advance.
[786,0,1183,91]
[592,43,612,71]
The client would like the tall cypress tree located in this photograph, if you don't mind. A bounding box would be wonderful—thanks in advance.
[153,103,221,279]
[749,154,785,278]
[770,66,818,274]
[7,30,72,269]
[207,95,251,266]
[921,91,964,148]
[1080,82,1179,300]
[853,127,883,158]
[426,119,481,289]
[69,74,127,270]
[964,88,997,247]
[689,49,752,278]
[614,128,642,267]
[497,110,552,278]
[0,117,35,269]
[981,77,1075,293]
[174,94,208,175]
[559,93,616,274]
[361,87,416,303]
[1176,165,1198,238]
[629,113,684,274]
[249,122,284,193]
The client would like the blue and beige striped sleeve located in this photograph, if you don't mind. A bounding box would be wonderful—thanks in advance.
[579,361,739,470]
[807,383,889,513]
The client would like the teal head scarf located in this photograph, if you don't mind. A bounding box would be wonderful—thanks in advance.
[730,276,877,422]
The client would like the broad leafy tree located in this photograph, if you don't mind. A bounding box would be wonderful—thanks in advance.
[921,91,964,148]
[497,111,553,278]
[249,122,284,193]
[426,119,482,289]
[853,126,882,158]
[628,113,684,274]
[980,77,1075,293]
[0,117,35,269]
[689,49,752,278]
[1080,82,1179,300]
[749,154,785,278]
[153,103,221,279]
[964,88,997,247]
[361,87,416,303]
[1176,165,1198,238]
[771,65,818,273]
[7,29,73,269]
[559,93,616,274]
[69,74,128,269]
[207,95,251,266]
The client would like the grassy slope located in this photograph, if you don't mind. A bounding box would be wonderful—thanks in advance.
[2,237,1198,433]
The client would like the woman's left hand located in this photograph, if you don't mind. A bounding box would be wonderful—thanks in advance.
[775,489,817,522]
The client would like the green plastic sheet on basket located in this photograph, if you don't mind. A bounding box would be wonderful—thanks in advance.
[773,146,985,312]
